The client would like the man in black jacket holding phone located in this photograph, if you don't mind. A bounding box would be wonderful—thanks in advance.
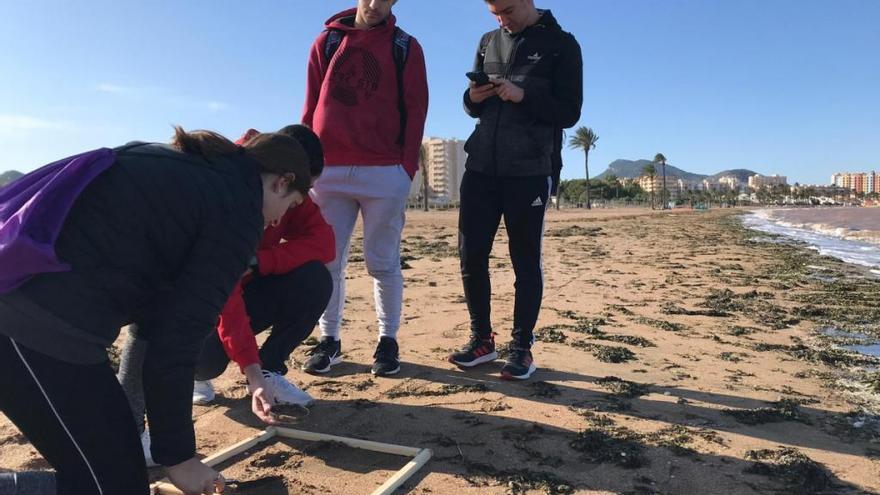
[448,0,582,380]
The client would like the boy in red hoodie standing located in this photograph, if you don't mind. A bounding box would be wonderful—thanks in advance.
[302,0,428,376]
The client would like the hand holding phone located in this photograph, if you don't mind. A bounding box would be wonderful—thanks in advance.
[467,71,497,104]
[466,71,492,86]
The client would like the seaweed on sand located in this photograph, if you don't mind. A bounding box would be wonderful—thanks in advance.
[743,447,832,494]
[661,302,730,318]
[569,427,648,469]
[385,382,489,399]
[723,398,810,425]
[545,225,603,238]
[632,316,686,332]
[570,341,637,363]
[595,376,651,398]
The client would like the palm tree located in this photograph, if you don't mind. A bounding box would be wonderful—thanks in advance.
[568,127,599,209]
[654,153,667,209]
[556,181,563,210]
[642,163,657,209]
[419,143,429,211]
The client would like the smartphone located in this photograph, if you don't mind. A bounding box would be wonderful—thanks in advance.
[466,71,492,86]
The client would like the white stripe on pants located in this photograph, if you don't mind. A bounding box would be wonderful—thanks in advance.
[310,165,411,341]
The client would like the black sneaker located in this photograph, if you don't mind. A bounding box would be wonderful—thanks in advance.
[302,337,343,374]
[372,337,400,376]
[448,333,497,368]
[500,347,536,380]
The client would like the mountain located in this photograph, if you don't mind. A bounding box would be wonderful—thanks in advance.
[0,170,23,187]
[593,159,758,183]
[709,169,759,183]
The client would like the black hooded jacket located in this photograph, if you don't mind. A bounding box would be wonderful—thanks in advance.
[0,143,264,465]
[463,10,583,181]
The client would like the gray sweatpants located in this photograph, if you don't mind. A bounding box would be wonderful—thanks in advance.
[116,326,149,434]
[310,165,411,341]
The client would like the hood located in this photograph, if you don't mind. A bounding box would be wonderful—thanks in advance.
[524,9,560,33]
[324,7,398,33]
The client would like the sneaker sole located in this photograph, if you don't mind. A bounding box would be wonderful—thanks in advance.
[192,396,215,406]
[302,355,343,375]
[449,351,498,368]
[500,363,537,381]
[372,365,401,376]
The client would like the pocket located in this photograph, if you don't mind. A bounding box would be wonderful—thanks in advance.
[395,165,413,196]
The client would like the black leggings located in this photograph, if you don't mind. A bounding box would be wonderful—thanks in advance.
[195,260,332,379]
[0,335,149,495]
[459,171,551,345]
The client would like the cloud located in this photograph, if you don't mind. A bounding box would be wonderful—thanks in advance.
[0,114,71,132]
[96,83,136,94]
[95,82,231,113]
[204,101,230,113]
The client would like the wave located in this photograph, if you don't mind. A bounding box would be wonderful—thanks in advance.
[743,209,880,273]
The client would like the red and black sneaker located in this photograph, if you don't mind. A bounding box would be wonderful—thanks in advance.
[500,348,536,380]
[448,333,497,368]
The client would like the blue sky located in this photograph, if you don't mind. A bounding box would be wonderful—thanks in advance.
[1,0,877,185]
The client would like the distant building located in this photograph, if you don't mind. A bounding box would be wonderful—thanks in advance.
[830,171,878,194]
[748,174,788,189]
[701,179,723,192]
[638,175,682,201]
[409,137,466,205]
[718,175,740,190]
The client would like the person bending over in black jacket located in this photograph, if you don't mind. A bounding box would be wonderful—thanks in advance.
[0,127,311,495]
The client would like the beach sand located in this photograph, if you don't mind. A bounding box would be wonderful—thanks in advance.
[2,208,880,494]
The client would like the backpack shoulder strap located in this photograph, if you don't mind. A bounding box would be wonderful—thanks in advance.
[392,27,411,65]
[391,27,413,147]
[323,28,345,61]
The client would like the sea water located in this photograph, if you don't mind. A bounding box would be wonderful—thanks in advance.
[742,208,880,275]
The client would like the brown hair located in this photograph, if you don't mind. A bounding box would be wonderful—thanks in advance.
[277,124,324,178]
[171,126,310,194]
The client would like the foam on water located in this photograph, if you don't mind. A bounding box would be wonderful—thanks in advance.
[743,209,880,273]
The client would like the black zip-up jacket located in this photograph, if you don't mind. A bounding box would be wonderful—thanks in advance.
[463,10,583,179]
[0,143,263,465]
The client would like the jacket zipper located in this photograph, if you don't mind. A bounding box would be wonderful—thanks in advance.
[491,35,524,178]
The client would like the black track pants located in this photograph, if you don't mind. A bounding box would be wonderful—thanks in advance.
[0,335,149,495]
[458,170,551,345]
[195,260,332,379]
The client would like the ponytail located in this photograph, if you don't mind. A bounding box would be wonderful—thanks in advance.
[243,133,311,195]
[170,126,238,157]
[170,126,311,195]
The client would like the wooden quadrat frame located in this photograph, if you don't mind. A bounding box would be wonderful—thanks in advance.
[152,426,433,495]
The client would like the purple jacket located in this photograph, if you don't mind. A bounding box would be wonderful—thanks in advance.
[0,148,116,293]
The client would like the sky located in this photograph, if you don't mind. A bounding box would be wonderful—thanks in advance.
[1,0,878,185]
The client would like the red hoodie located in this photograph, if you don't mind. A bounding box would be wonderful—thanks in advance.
[301,8,429,178]
[215,131,336,371]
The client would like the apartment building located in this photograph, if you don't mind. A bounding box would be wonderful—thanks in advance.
[409,137,467,205]
[748,174,788,189]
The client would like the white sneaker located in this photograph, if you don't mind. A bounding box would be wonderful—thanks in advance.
[258,370,314,407]
[141,430,159,468]
[192,380,215,405]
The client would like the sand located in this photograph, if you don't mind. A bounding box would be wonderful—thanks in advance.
[2,207,880,495]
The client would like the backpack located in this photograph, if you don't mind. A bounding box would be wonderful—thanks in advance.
[323,27,412,146]
[0,148,117,293]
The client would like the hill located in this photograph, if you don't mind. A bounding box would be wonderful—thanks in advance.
[593,159,757,183]
[0,170,23,187]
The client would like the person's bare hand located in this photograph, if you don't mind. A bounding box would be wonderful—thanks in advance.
[468,81,497,103]
[494,79,524,103]
[244,364,278,424]
[165,457,223,495]
[250,386,279,424]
